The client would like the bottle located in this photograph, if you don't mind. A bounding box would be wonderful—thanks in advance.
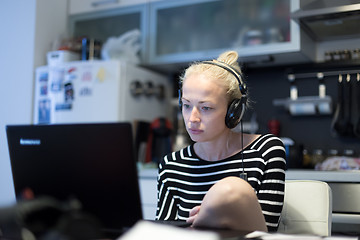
[302,149,311,168]
[312,149,325,169]
[327,149,338,158]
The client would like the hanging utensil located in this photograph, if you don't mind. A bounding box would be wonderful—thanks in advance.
[331,74,349,137]
[354,73,360,138]
[343,74,354,136]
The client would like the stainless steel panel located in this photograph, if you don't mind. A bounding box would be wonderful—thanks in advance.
[329,183,360,213]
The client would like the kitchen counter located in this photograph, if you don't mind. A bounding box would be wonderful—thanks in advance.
[285,169,360,182]
[138,168,158,179]
[138,168,158,220]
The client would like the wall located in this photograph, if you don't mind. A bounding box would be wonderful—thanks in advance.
[0,0,68,207]
[0,0,36,206]
[243,63,360,166]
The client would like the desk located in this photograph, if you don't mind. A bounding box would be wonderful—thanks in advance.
[118,220,248,240]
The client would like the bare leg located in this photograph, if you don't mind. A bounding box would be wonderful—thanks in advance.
[192,176,267,232]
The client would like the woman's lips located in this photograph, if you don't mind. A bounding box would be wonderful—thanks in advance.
[188,128,203,135]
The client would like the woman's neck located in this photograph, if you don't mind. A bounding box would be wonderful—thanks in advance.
[194,132,260,161]
[194,131,240,161]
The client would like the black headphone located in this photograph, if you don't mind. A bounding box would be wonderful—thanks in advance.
[178,60,247,129]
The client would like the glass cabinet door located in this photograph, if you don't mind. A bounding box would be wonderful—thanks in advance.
[148,0,301,65]
[69,4,148,62]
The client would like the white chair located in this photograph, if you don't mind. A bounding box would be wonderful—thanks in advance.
[277,180,333,236]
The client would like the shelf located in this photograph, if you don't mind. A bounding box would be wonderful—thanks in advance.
[273,96,333,116]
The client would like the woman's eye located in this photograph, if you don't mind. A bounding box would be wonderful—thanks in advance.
[183,103,190,109]
[202,106,211,111]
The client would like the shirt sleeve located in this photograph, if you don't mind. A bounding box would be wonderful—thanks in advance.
[155,154,178,220]
[257,135,286,232]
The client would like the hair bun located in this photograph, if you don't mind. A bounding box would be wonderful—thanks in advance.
[217,51,239,66]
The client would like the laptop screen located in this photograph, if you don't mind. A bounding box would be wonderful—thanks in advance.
[6,122,143,233]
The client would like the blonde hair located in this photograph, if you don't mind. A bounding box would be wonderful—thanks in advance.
[179,50,245,104]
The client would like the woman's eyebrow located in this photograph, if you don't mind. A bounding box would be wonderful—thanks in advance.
[199,101,212,104]
[182,97,213,104]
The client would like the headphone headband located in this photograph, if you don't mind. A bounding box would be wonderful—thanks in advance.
[201,60,247,95]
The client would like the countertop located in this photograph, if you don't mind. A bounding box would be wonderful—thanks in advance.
[285,169,360,182]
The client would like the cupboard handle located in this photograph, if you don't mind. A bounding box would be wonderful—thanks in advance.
[91,0,119,7]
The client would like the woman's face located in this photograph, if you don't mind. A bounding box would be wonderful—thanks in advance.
[181,73,229,142]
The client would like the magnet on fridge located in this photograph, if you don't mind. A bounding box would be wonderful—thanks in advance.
[79,87,92,96]
[64,82,74,102]
[39,72,48,82]
[38,99,51,124]
[39,72,49,96]
[50,68,65,92]
[40,84,48,96]
[82,71,92,82]
[96,67,106,82]
[55,103,72,111]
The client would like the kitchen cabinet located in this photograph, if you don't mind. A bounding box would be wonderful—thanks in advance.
[138,169,158,220]
[147,0,315,67]
[69,0,148,15]
[69,3,149,62]
[68,0,316,69]
[292,0,360,63]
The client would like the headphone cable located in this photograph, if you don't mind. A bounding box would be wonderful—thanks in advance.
[239,120,247,181]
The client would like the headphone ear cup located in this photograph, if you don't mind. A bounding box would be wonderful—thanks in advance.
[225,98,245,129]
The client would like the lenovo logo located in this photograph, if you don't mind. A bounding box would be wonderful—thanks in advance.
[20,138,41,146]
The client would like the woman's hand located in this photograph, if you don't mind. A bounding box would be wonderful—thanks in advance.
[186,205,201,225]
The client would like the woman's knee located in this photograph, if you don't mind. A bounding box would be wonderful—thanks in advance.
[207,176,256,203]
[193,176,267,232]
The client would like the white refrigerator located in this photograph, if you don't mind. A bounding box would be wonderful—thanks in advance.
[33,60,171,125]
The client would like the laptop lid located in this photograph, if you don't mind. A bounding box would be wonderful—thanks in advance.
[6,122,143,234]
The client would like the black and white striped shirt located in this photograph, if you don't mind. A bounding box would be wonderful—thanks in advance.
[156,134,286,232]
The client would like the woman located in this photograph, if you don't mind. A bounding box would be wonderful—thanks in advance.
[156,50,286,232]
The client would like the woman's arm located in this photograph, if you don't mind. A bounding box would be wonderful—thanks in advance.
[257,135,286,231]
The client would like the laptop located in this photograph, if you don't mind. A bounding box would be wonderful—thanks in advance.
[6,122,143,236]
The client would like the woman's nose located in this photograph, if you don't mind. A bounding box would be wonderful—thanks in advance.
[189,107,200,122]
